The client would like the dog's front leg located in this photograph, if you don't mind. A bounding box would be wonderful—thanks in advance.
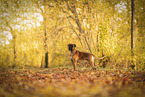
[72,59,77,71]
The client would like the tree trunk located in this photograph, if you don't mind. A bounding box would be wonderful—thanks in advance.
[41,0,49,68]
[13,34,17,68]
[43,17,49,68]
[6,22,17,68]
[131,0,135,69]
[44,51,49,68]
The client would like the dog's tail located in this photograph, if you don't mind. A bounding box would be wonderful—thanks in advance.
[95,56,105,59]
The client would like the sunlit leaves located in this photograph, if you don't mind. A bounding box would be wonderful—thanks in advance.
[0,0,43,32]
[0,0,144,69]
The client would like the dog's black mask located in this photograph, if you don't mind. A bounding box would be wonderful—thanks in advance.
[68,45,73,51]
[68,44,76,51]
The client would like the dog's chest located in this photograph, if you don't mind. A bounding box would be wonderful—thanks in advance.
[70,51,73,59]
[70,55,72,59]
[70,51,77,59]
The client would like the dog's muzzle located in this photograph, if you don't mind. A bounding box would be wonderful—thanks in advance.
[68,48,73,51]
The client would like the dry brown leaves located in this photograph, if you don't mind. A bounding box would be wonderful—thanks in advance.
[0,68,145,97]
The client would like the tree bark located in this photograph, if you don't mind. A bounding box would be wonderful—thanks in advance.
[13,34,17,68]
[43,17,49,68]
[131,0,135,69]
[41,0,49,68]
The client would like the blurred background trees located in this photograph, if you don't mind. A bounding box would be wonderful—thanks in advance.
[0,0,144,70]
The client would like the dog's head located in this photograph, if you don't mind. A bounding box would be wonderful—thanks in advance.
[68,43,76,51]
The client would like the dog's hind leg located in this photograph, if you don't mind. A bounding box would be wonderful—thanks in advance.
[89,56,96,70]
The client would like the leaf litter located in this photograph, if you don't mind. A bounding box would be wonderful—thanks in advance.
[0,68,145,97]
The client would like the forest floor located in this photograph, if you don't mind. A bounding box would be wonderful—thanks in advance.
[0,67,145,97]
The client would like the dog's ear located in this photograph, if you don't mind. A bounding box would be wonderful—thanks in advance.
[74,44,76,47]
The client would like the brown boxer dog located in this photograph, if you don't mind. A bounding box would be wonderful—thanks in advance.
[68,43,105,70]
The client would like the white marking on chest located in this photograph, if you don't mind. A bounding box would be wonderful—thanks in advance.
[70,51,72,59]
[70,56,72,59]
